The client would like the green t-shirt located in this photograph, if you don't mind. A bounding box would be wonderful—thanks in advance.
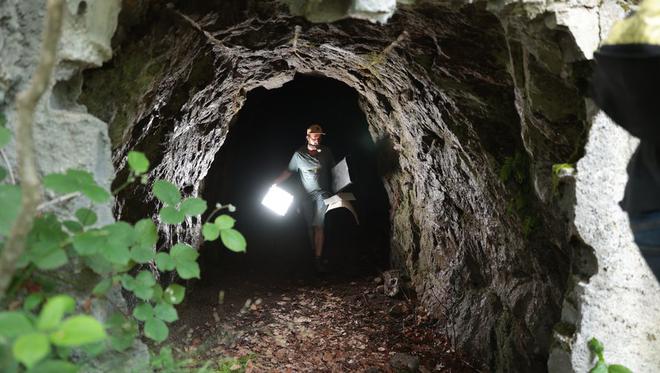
[288,145,336,194]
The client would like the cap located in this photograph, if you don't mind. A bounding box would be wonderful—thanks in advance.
[306,124,325,135]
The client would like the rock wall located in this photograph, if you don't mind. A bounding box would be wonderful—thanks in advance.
[79,1,574,370]
[11,0,653,371]
[0,0,149,371]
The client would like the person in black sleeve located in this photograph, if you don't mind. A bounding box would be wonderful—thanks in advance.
[591,0,660,281]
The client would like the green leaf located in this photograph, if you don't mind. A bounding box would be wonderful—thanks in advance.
[135,271,156,287]
[106,313,137,352]
[101,222,134,265]
[80,341,105,357]
[151,285,163,302]
[74,208,97,226]
[220,229,247,253]
[37,295,75,331]
[202,222,220,241]
[78,184,111,203]
[83,255,114,276]
[105,222,135,247]
[159,206,184,225]
[134,219,157,248]
[72,230,106,256]
[50,315,106,347]
[26,216,68,270]
[132,271,156,301]
[154,303,178,323]
[12,332,50,368]
[92,278,113,297]
[214,215,235,230]
[590,361,608,373]
[27,359,78,373]
[43,170,110,203]
[175,260,200,280]
[131,219,157,263]
[163,284,185,305]
[588,337,605,356]
[155,252,175,271]
[180,198,207,216]
[34,249,68,270]
[0,126,11,148]
[23,293,44,312]
[0,312,34,338]
[132,286,154,301]
[43,171,82,194]
[130,245,154,264]
[120,274,135,291]
[171,243,200,279]
[102,244,130,266]
[0,166,7,182]
[153,180,181,206]
[55,346,71,360]
[144,318,168,343]
[0,184,21,235]
[170,243,198,262]
[608,365,633,373]
[132,303,153,322]
[127,151,149,175]
[62,220,83,233]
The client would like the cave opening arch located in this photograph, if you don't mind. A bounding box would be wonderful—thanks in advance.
[197,74,391,284]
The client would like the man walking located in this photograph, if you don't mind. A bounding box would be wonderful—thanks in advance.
[274,124,336,272]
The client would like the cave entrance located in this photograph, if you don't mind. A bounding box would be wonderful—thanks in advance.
[198,74,391,285]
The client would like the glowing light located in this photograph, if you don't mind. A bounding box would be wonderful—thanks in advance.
[261,185,294,216]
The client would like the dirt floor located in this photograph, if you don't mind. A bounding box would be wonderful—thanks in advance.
[170,270,481,372]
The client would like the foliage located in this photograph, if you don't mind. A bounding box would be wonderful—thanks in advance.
[551,163,575,194]
[588,337,633,373]
[0,132,246,370]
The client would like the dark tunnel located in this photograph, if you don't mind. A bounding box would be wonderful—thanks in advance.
[197,75,391,284]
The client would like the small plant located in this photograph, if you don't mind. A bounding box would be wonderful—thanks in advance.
[588,337,633,373]
[551,163,575,193]
[0,130,246,370]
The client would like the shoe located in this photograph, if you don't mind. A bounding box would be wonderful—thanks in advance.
[314,256,328,273]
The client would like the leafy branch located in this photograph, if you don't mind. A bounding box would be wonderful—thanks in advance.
[0,0,66,298]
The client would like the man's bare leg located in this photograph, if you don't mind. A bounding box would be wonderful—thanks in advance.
[314,226,324,258]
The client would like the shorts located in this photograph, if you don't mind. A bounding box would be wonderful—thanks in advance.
[301,190,331,227]
[629,210,660,282]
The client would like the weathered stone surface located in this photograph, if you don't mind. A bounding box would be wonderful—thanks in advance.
[74,0,658,371]
[548,112,660,372]
[81,3,571,371]
[0,0,149,370]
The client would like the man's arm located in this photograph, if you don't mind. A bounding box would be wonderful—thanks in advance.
[273,170,292,185]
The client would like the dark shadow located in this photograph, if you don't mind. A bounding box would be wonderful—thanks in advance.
[198,74,391,286]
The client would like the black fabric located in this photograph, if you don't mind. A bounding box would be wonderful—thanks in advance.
[592,44,660,140]
[591,44,660,216]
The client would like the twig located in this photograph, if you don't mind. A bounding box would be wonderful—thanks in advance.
[0,149,15,184]
[36,192,80,212]
[168,4,226,47]
[292,25,301,51]
[368,31,409,67]
[0,0,65,298]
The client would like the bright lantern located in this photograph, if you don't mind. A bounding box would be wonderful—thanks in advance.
[261,185,294,216]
